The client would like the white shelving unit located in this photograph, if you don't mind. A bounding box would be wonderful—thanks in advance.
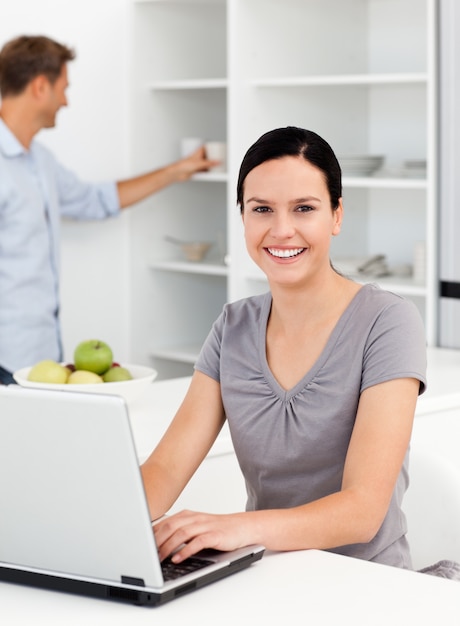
[129,0,438,378]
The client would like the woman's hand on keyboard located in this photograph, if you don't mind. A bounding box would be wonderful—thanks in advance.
[153,509,256,563]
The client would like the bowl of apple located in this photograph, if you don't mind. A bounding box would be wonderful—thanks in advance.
[13,339,157,406]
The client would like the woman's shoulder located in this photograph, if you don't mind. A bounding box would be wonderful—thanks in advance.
[343,283,425,345]
[356,282,419,314]
[222,291,271,321]
[354,283,426,347]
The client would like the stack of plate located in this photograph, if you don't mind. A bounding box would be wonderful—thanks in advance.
[339,155,385,177]
[402,159,427,179]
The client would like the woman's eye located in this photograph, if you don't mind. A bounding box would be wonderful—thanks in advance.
[296,205,314,213]
[253,206,272,213]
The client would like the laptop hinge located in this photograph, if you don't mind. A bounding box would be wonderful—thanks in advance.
[121,575,145,587]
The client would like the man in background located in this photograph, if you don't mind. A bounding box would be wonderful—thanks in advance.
[0,35,216,384]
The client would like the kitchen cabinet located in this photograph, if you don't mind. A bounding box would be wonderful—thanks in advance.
[129,0,437,378]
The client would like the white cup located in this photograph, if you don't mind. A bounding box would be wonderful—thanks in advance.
[205,141,227,172]
[180,137,204,158]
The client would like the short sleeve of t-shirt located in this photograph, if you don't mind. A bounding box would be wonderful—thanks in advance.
[359,291,427,394]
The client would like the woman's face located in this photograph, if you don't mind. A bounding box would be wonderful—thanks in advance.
[242,155,342,288]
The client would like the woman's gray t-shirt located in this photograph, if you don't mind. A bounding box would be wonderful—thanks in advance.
[194,283,427,568]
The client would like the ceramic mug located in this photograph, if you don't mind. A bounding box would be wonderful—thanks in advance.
[204,141,227,172]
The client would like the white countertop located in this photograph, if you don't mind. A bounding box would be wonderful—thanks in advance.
[2,548,458,625]
[416,347,460,414]
[3,347,460,622]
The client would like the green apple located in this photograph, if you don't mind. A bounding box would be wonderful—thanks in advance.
[67,370,104,384]
[28,360,70,384]
[103,366,133,383]
[73,339,113,375]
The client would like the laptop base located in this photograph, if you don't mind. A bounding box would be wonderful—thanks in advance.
[0,549,263,607]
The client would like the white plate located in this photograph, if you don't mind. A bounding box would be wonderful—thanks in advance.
[13,363,157,405]
[339,155,385,176]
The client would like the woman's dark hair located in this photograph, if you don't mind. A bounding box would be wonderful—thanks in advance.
[0,35,75,97]
[236,126,342,213]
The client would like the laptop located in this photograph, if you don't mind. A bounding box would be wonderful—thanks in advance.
[0,385,264,606]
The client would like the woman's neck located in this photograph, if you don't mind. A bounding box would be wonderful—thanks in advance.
[268,271,356,334]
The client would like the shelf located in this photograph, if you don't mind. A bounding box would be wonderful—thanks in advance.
[148,78,227,90]
[347,275,428,298]
[244,269,426,298]
[149,260,228,276]
[192,172,228,183]
[134,0,224,4]
[343,176,427,190]
[250,73,429,88]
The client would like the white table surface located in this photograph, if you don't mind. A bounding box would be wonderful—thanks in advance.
[416,347,460,414]
[3,347,460,623]
[1,548,458,625]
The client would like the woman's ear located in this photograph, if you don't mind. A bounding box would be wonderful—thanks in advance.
[332,199,343,236]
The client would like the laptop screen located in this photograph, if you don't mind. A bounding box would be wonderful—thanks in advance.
[0,387,163,588]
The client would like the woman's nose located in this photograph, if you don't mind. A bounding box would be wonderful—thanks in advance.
[270,212,296,238]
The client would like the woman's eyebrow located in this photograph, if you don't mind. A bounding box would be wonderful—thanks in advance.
[245,196,321,204]
[245,196,271,204]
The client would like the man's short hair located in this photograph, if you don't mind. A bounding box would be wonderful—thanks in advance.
[0,35,75,97]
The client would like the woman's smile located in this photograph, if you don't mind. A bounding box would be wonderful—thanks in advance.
[242,156,342,285]
[266,247,306,259]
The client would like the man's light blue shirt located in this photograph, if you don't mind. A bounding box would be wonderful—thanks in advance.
[0,118,120,373]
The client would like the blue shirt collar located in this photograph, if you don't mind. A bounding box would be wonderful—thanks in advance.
[0,117,28,157]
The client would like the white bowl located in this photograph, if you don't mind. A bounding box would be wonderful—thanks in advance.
[13,363,157,406]
[180,241,212,262]
[164,235,213,262]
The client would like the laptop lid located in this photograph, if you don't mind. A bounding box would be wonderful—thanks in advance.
[0,386,264,606]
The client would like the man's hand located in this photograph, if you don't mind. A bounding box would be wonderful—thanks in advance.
[117,146,221,208]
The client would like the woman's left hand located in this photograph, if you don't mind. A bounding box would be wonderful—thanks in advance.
[153,510,252,563]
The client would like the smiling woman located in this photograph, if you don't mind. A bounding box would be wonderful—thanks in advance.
[241,155,342,291]
[238,128,344,292]
[140,127,427,571]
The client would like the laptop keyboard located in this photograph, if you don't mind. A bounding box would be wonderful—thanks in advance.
[161,556,214,581]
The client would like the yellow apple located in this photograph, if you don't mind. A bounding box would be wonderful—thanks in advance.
[67,370,104,384]
[28,360,70,384]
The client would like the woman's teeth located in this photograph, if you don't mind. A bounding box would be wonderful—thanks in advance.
[267,248,305,258]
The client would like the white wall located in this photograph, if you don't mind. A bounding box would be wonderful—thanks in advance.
[0,0,133,364]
